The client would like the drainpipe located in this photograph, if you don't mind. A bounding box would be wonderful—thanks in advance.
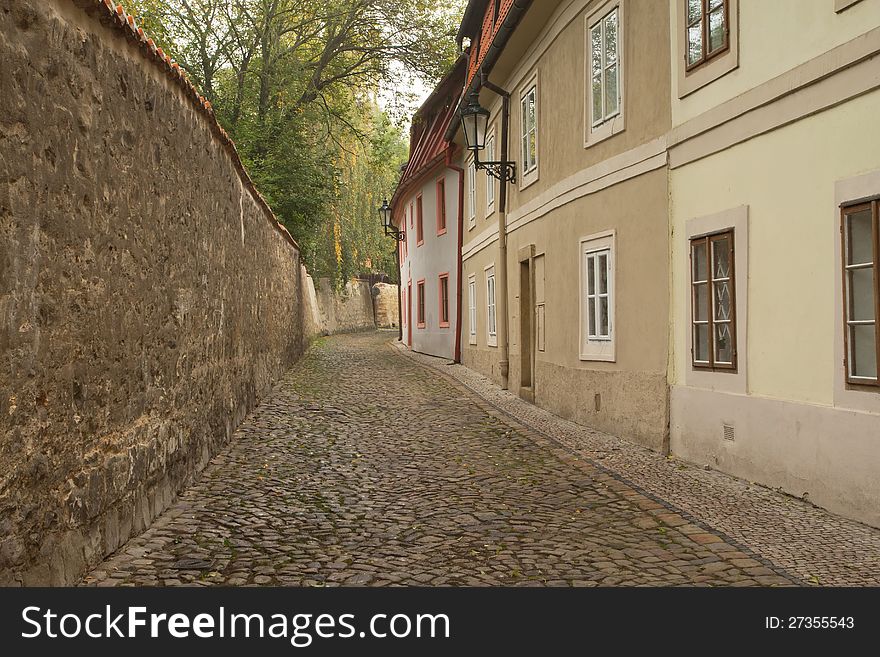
[481,72,511,389]
[446,147,465,364]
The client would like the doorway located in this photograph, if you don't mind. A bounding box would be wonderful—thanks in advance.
[518,245,536,402]
[407,281,413,347]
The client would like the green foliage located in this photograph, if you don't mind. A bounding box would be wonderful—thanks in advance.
[126,0,465,288]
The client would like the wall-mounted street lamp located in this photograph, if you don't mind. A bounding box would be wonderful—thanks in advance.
[379,199,405,242]
[460,90,516,185]
[379,198,404,341]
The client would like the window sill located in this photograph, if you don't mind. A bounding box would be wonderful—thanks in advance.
[439,322,450,329]
[585,116,624,148]
[436,228,447,237]
[468,336,477,345]
[835,0,864,12]
[416,240,424,247]
[579,353,615,363]
[487,338,498,348]
[417,322,426,329]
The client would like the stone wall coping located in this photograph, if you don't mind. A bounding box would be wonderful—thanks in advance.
[69,0,301,253]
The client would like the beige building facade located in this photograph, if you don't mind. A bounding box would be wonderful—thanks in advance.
[668,0,880,527]
[457,0,672,450]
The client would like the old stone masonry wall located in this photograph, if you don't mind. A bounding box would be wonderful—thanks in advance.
[0,0,315,584]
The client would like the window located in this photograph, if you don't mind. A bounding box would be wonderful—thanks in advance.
[842,201,879,385]
[690,229,736,370]
[416,194,424,246]
[467,157,476,228]
[417,279,426,328]
[436,178,447,235]
[589,6,620,129]
[580,231,615,361]
[439,273,450,328]
[486,132,496,214]
[409,201,414,228]
[486,266,497,347]
[686,0,728,70]
[468,275,477,344]
[520,84,538,177]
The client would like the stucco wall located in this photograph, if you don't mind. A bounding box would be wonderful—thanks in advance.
[314,278,376,334]
[372,283,400,329]
[0,0,314,584]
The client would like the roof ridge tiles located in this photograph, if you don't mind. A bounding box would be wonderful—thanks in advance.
[68,0,300,252]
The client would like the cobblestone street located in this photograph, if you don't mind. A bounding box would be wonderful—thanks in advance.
[82,332,879,587]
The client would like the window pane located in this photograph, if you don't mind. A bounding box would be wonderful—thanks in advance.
[604,10,618,66]
[708,0,724,12]
[714,280,732,321]
[604,62,619,117]
[598,252,608,294]
[589,298,596,336]
[714,323,733,364]
[528,130,537,169]
[528,90,536,128]
[692,241,708,282]
[687,0,702,23]
[599,296,609,336]
[850,324,878,379]
[708,7,726,53]
[712,236,731,278]
[587,255,596,295]
[694,324,710,362]
[591,25,602,78]
[592,75,603,123]
[849,268,876,322]
[694,282,709,322]
[847,209,874,265]
[687,25,702,65]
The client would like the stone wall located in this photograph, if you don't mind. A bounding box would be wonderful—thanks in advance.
[314,278,377,334]
[372,283,400,329]
[0,0,314,584]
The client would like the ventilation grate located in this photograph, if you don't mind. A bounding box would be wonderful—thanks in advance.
[722,424,735,441]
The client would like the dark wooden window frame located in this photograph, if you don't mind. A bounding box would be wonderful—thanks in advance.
[841,199,880,388]
[690,228,737,371]
[685,0,730,72]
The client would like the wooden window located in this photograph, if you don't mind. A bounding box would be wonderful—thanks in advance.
[486,266,497,346]
[842,201,879,386]
[436,179,447,235]
[589,6,620,128]
[439,273,450,328]
[690,229,736,370]
[580,231,615,361]
[416,195,424,246]
[417,279,426,328]
[468,275,477,343]
[520,85,538,174]
[486,132,496,213]
[685,0,729,71]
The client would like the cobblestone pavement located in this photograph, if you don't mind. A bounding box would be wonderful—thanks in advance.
[400,342,880,587]
[84,331,812,586]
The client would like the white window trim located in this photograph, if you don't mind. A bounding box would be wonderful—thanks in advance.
[579,230,616,362]
[486,264,498,347]
[466,154,477,229]
[518,71,539,190]
[584,0,625,148]
[485,128,497,217]
[468,273,477,345]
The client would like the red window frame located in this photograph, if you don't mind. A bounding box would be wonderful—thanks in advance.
[417,279,426,328]
[416,195,424,246]
[437,178,447,235]
[439,273,450,328]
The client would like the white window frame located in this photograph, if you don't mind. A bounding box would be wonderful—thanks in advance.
[486,264,497,347]
[519,73,539,189]
[585,0,625,147]
[485,129,496,216]
[579,230,616,361]
[468,274,477,345]
[466,155,476,229]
